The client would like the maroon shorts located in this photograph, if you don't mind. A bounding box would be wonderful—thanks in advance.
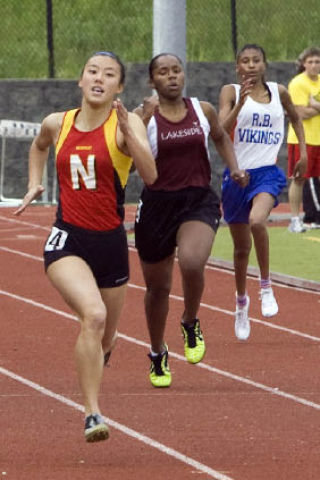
[135,186,221,263]
[288,144,320,178]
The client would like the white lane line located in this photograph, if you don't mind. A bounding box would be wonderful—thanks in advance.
[129,283,320,343]
[120,332,320,410]
[0,245,44,262]
[1,245,319,342]
[1,288,320,412]
[1,214,319,294]
[0,215,51,231]
[0,366,234,480]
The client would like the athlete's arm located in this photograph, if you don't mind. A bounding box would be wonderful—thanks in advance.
[294,103,319,119]
[115,99,157,185]
[201,101,248,186]
[288,82,320,119]
[307,95,320,115]
[14,112,63,215]
[131,95,158,174]
[133,94,159,126]
[218,80,253,133]
[279,84,307,178]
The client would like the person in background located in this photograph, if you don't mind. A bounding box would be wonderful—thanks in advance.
[219,44,307,340]
[287,46,320,232]
[14,51,157,441]
[302,177,320,228]
[134,53,247,387]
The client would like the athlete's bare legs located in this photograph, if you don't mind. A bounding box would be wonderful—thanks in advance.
[140,254,175,353]
[176,221,215,323]
[47,256,126,416]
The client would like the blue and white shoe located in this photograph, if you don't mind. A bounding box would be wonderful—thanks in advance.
[84,413,109,442]
[235,296,250,341]
[260,287,278,317]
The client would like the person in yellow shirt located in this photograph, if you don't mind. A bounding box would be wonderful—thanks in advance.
[287,46,320,232]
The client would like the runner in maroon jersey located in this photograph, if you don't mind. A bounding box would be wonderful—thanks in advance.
[14,51,157,442]
[134,53,247,388]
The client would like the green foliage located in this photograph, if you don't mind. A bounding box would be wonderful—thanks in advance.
[52,0,153,78]
[0,0,48,77]
[1,0,320,78]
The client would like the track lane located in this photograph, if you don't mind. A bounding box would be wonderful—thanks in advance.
[1,205,320,479]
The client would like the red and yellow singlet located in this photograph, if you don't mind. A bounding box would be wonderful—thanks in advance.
[55,108,132,231]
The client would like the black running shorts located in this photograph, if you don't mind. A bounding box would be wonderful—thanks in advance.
[43,221,129,288]
[135,186,221,263]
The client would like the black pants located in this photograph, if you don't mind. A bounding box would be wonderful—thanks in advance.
[303,177,320,224]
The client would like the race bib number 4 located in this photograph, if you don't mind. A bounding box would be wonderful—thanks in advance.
[44,227,69,251]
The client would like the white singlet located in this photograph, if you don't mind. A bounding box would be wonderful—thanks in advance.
[232,82,284,169]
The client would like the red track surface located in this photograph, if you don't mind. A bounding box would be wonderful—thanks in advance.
[0,205,320,480]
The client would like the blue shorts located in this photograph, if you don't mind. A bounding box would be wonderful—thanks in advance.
[43,220,129,288]
[221,165,287,224]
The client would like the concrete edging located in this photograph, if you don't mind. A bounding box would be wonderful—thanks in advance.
[208,257,320,293]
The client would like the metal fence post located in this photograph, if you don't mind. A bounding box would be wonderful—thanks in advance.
[231,0,237,58]
[46,0,55,78]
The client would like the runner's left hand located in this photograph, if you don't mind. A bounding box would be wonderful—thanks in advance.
[230,169,249,187]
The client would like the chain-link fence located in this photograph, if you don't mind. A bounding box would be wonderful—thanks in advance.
[2,0,320,79]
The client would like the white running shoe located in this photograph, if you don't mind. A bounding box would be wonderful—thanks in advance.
[260,287,278,317]
[235,296,250,341]
[288,217,306,233]
[303,222,320,230]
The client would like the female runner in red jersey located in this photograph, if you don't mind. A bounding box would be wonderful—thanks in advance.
[15,51,157,442]
[134,53,247,388]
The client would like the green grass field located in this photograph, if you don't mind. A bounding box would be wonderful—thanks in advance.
[213,224,320,283]
[128,223,320,284]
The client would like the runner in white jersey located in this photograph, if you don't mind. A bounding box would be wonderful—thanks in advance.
[232,81,284,169]
[219,44,307,341]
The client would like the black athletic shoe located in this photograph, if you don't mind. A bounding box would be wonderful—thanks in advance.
[104,351,111,367]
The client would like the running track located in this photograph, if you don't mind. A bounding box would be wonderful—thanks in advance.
[0,205,319,480]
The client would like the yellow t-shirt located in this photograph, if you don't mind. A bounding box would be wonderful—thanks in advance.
[287,72,320,145]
